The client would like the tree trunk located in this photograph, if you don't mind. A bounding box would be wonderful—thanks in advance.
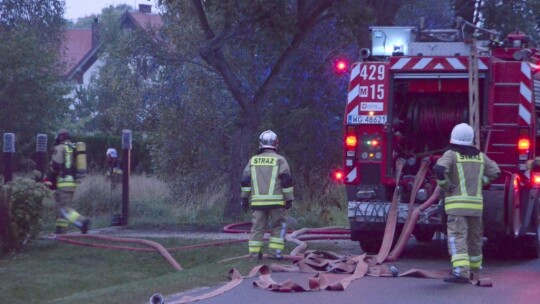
[223,125,257,219]
[223,107,260,219]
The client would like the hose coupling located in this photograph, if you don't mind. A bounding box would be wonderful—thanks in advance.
[149,293,164,304]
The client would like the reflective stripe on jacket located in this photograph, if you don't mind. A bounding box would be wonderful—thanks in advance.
[436,150,500,216]
[240,149,294,209]
[52,142,77,191]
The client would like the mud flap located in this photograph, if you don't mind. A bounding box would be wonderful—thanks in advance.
[518,188,540,258]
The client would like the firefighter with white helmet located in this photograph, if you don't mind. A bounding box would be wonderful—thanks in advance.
[240,130,294,260]
[106,148,117,158]
[105,147,123,225]
[46,129,91,234]
[434,123,500,283]
[106,148,122,188]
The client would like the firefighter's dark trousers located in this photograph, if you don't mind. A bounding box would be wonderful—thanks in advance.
[248,208,287,258]
[446,214,483,278]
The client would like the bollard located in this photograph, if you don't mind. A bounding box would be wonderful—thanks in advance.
[35,134,48,182]
[121,129,132,226]
[3,133,15,184]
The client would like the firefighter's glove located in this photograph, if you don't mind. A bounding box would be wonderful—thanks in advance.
[285,200,293,210]
[433,164,446,181]
[482,176,491,186]
[241,198,250,211]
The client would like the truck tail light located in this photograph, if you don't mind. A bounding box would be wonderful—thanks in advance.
[531,172,540,188]
[345,127,357,167]
[517,129,532,171]
[346,135,357,148]
[518,138,530,153]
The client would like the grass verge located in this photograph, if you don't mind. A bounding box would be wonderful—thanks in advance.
[0,236,258,304]
[0,235,349,303]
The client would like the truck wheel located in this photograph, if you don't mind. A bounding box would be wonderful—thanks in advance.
[413,229,435,242]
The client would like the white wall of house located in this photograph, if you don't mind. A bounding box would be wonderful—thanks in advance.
[83,58,105,87]
[65,57,105,103]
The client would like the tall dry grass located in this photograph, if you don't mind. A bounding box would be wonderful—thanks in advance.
[41,173,348,231]
[67,173,232,229]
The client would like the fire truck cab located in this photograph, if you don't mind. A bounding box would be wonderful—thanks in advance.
[342,21,540,258]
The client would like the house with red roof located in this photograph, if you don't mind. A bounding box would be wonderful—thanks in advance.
[60,4,162,88]
[60,19,102,85]
[120,4,163,30]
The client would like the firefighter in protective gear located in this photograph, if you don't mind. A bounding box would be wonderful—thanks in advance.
[106,147,123,226]
[434,123,500,283]
[241,130,294,260]
[47,129,91,234]
[106,148,123,190]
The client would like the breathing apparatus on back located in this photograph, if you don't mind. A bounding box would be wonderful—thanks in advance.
[54,129,87,181]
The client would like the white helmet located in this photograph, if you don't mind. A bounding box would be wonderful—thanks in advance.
[259,130,278,149]
[450,123,474,146]
[106,148,118,158]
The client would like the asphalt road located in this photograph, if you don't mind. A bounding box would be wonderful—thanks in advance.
[164,237,540,304]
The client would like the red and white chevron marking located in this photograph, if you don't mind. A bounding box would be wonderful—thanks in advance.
[347,63,361,105]
[389,57,489,71]
[346,62,364,119]
[519,61,533,125]
[345,167,357,183]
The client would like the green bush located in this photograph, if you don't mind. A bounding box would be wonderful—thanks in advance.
[0,177,51,254]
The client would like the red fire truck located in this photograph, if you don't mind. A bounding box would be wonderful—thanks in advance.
[341,20,540,258]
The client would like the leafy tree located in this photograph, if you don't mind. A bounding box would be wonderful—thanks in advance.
[71,0,405,219]
[396,0,455,28]
[153,0,405,218]
[0,0,70,141]
[148,64,237,192]
[478,0,540,43]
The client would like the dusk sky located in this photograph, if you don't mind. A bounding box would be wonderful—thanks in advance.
[63,0,155,21]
